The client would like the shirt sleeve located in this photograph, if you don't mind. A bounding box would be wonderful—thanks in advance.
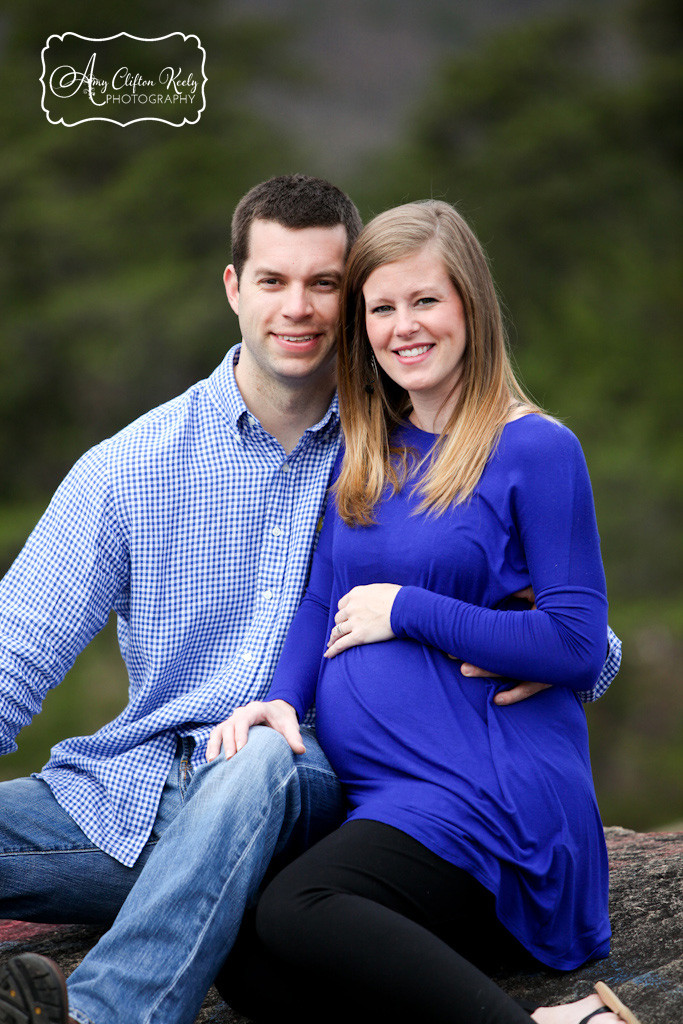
[576,625,622,702]
[266,504,335,720]
[0,443,129,753]
[390,421,609,692]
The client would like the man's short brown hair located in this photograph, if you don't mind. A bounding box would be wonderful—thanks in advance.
[231,174,363,279]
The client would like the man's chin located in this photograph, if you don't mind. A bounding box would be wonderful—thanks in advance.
[275,352,336,388]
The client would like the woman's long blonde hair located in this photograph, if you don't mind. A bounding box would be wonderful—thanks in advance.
[334,200,542,525]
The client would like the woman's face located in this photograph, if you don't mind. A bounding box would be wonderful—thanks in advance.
[362,245,467,427]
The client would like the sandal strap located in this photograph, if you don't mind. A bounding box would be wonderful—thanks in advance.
[578,1008,613,1024]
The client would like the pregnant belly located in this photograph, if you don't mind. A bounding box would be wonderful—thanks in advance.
[315,639,490,785]
[314,638,596,836]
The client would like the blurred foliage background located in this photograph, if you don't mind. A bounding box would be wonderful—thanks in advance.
[1,0,681,829]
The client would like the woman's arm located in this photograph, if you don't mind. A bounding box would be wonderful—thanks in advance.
[390,584,607,691]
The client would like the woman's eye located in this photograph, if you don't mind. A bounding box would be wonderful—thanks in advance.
[416,296,437,306]
[370,304,393,314]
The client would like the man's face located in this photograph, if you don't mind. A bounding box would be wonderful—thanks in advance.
[224,219,347,393]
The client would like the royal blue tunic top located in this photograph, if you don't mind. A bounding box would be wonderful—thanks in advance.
[268,414,611,970]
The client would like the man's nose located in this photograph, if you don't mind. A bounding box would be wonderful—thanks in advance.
[283,285,313,319]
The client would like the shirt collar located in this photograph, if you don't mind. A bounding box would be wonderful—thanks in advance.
[207,343,340,440]
[206,345,251,431]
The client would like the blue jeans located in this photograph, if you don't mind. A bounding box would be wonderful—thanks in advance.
[0,726,343,1024]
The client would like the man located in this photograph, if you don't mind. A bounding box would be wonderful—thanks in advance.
[0,175,621,1024]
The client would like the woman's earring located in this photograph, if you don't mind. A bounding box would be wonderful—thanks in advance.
[364,353,379,396]
[364,353,378,415]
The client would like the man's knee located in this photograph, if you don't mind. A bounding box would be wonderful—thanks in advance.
[239,724,296,765]
[212,725,296,779]
[191,726,300,811]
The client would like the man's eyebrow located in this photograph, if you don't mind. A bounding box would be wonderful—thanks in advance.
[251,267,342,281]
[251,266,284,277]
[312,269,342,281]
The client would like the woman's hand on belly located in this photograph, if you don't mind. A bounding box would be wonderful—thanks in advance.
[324,583,401,659]
[206,699,305,759]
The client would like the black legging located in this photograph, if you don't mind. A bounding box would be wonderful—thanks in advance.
[217,820,540,1023]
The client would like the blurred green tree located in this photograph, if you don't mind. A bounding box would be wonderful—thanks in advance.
[0,0,303,500]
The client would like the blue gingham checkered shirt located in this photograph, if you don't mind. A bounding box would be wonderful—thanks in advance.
[0,347,340,865]
[0,345,620,866]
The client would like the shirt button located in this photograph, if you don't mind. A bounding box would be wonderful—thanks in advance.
[263,590,273,601]
[281,463,290,473]
[242,651,253,663]
[272,526,282,537]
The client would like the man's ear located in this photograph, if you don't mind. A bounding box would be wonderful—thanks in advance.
[224,265,239,315]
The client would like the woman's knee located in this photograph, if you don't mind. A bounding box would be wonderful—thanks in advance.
[256,864,300,952]
[256,824,356,959]
[256,851,330,959]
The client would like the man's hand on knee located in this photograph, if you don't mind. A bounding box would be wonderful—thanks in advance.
[206,700,305,761]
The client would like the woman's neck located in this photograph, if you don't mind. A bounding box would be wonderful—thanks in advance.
[408,394,458,435]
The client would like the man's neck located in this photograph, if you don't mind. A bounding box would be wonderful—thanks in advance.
[235,357,336,454]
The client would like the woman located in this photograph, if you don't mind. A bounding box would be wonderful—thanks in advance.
[208,201,638,1024]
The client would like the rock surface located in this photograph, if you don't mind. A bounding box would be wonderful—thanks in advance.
[1,827,680,1023]
[497,828,683,1023]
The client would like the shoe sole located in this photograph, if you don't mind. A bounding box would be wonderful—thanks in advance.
[0,953,68,1024]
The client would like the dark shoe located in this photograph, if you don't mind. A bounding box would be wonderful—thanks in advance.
[0,953,69,1024]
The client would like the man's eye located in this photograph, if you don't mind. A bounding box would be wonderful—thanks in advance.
[315,279,339,289]
[260,278,281,286]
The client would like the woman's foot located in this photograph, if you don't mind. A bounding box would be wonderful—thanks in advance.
[531,992,621,1023]
[532,981,642,1024]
